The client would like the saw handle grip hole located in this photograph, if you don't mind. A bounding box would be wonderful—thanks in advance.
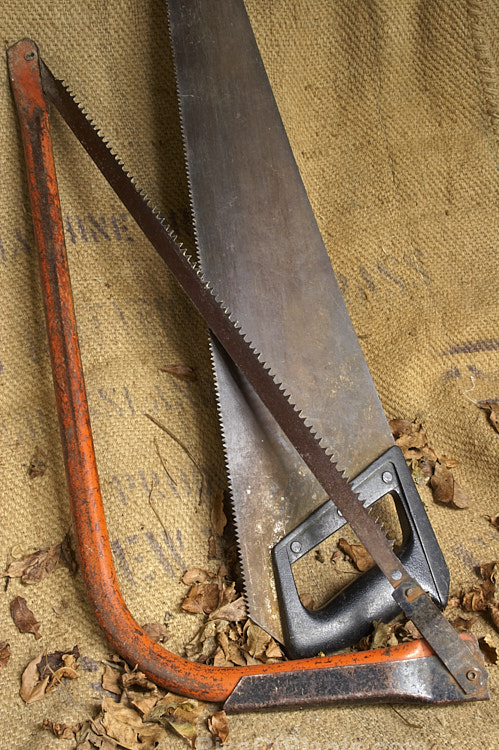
[272,445,450,659]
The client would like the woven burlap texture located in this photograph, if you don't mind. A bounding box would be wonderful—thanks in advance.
[0,1,498,748]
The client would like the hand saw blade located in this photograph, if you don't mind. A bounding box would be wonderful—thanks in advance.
[166,0,394,642]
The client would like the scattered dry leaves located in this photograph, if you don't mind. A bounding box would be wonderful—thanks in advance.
[10,596,41,639]
[0,641,11,669]
[160,364,197,382]
[389,420,473,508]
[20,646,80,704]
[452,561,499,634]
[4,532,76,584]
[207,710,230,745]
[338,538,374,572]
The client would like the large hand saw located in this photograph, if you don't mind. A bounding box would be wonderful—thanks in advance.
[7,0,490,712]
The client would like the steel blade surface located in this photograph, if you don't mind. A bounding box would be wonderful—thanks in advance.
[167,0,394,641]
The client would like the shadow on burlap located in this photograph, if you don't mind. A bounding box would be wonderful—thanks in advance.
[0,1,498,748]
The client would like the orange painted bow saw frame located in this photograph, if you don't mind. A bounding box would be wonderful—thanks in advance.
[7,38,489,711]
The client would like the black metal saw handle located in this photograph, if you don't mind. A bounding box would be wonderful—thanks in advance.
[273,445,450,658]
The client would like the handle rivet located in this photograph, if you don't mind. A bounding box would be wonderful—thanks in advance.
[382,471,393,484]
[467,670,478,681]
[290,540,301,554]
[391,570,402,581]
[405,586,415,597]
[24,50,36,61]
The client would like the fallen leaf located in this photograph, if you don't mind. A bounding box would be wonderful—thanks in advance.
[121,670,157,692]
[182,568,214,586]
[4,532,76,584]
[489,603,499,632]
[388,419,414,438]
[101,696,147,750]
[0,641,11,669]
[207,710,230,745]
[462,586,489,612]
[42,718,79,739]
[10,596,41,639]
[338,538,374,572]
[20,655,50,703]
[38,645,80,682]
[478,635,498,664]
[160,364,197,382]
[430,461,454,505]
[211,492,227,537]
[207,534,217,559]
[452,483,473,509]
[141,622,169,644]
[358,620,398,650]
[181,582,220,614]
[480,402,499,433]
[145,693,202,749]
[449,614,477,631]
[480,561,499,583]
[102,664,122,694]
[208,597,247,622]
[28,447,47,478]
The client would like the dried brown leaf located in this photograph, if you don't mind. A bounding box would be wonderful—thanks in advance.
[28,447,47,478]
[181,582,220,614]
[102,664,123,694]
[207,534,217,559]
[0,641,11,669]
[480,402,499,433]
[430,461,454,505]
[141,622,169,644]
[121,670,157,692]
[244,621,271,660]
[452,483,473,509]
[208,596,247,622]
[338,538,374,572]
[388,419,414,438]
[101,696,146,750]
[462,586,488,612]
[182,568,213,585]
[38,646,80,681]
[489,603,499,632]
[5,532,76,584]
[42,718,79,739]
[211,492,227,537]
[145,693,202,749]
[10,596,41,639]
[160,364,197,382]
[20,655,50,704]
[480,561,499,583]
[207,710,230,745]
[449,615,477,631]
[478,635,498,664]
[129,691,161,718]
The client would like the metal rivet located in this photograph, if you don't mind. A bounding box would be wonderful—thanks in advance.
[337,509,343,517]
[24,50,36,61]
[382,471,393,484]
[290,540,301,554]
[405,587,415,597]
[467,670,477,681]
[391,570,402,581]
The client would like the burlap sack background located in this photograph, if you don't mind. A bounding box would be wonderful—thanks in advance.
[1,0,498,748]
